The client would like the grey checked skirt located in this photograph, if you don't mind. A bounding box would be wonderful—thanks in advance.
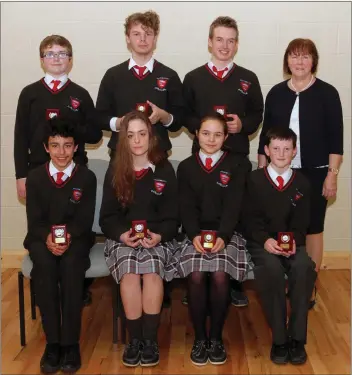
[176,233,253,281]
[104,239,179,283]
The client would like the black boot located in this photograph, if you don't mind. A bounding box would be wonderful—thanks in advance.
[60,344,81,373]
[40,343,61,373]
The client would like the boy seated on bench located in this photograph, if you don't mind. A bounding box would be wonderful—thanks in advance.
[243,127,316,365]
[24,118,97,373]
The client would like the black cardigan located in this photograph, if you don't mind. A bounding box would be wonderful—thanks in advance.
[258,78,343,168]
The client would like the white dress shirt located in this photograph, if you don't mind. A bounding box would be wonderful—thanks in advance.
[44,73,69,90]
[134,162,156,173]
[267,163,293,187]
[110,56,173,132]
[199,149,224,168]
[49,160,75,182]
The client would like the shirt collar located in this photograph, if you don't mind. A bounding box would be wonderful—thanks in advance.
[208,61,234,73]
[134,162,156,173]
[128,56,155,73]
[49,160,75,177]
[267,163,292,186]
[44,73,69,87]
[199,149,224,167]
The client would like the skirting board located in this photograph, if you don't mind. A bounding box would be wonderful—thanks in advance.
[1,249,351,270]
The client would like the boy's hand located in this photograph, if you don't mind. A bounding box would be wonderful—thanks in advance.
[115,116,125,131]
[264,238,288,256]
[120,229,140,248]
[16,178,27,199]
[46,233,70,256]
[147,101,171,125]
[193,235,206,254]
[140,230,161,248]
[285,239,297,257]
[226,114,242,133]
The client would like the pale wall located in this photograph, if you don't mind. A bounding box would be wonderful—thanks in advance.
[1,2,351,252]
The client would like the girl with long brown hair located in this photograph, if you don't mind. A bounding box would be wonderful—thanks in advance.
[100,111,178,368]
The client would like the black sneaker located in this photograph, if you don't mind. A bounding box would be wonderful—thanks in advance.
[208,340,227,365]
[181,294,188,306]
[289,340,307,365]
[60,344,81,373]
[270,343,289,364]
[122,338,141,367]
[190,340,208,366]
[230,288,249,307]
[40,343,61,373]
[140,339,159,367]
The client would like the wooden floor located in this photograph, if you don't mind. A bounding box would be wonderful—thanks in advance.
[1,269,350,374]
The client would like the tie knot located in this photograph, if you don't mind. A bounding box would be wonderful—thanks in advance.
[135,65,147,77]
[135,168,148,177]
[212,66,228,78]
[276,176,284,189]
[51,79,61,91]
[56,171,65,185]
[205,157,213,170]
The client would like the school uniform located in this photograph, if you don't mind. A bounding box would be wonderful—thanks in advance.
[14,74,102,179]
[176,150,253,280]
[99,160,179,282]
[24,161,97,345]
[243,165,317,345]
[96,57,185,156]
[183,62,264,156]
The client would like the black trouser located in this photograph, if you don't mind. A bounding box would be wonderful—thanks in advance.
[247,242,316,345]
[28,240,90,345]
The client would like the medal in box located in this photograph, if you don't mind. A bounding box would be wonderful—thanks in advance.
[201,230,217,251]
[132,220,147,239]
[136,102,151,116]
[51,224,68,244]
[277,232,294,252]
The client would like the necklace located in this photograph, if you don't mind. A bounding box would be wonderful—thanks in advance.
[290,75,314,96]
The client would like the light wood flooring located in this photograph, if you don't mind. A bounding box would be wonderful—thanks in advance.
[1,269,350,374]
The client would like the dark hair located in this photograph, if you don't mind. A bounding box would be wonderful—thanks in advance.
[112,110,166,207]
[193,112,229,152]
[283,38,319,75]
[39,35,73,57]
[265,127,297,149]
[209,16,239,40]
[124,10,160,36]
[43,118,79,147]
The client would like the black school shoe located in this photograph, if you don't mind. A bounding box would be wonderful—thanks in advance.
[60,344,81,373]
[140,339,159,367]
[270,343,289,364]
[208,340,227,365]
[40,343,61,373]
[122,338,142,367]
[289,340,307,365]
[190,340,208,365]
[230,288,249,307]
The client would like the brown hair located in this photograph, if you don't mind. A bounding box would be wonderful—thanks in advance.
[124,10,160,36]
[209,16,239,40]
[112,110,165,207]
[283,38,319,75]
[39,35,73,57]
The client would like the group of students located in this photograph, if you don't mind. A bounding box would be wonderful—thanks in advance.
[14,9,343,375]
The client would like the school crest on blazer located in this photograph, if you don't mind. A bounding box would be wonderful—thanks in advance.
[239,79,251,94]
[152,179,166,195]
[155,77,169,91]
[71,188,83,203]
[68,96,81,111]
[218,171,231,187]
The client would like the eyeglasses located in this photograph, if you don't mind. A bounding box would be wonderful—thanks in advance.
[42,52,71,59]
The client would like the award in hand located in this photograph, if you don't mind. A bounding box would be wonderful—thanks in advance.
[51,224,68,244]
[136,102,151,115]
[201,230,217,251]
[277,232,294,252]
[131,220,148,239]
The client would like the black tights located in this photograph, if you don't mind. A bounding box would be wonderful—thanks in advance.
[187,271,230,340]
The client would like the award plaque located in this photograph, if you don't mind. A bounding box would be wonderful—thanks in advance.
[131,220,147,239]
[214,105,227,117]
[136,102,150,115]
[277,232,294,252]
[201,230,217,251]
[51,224,67,244]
